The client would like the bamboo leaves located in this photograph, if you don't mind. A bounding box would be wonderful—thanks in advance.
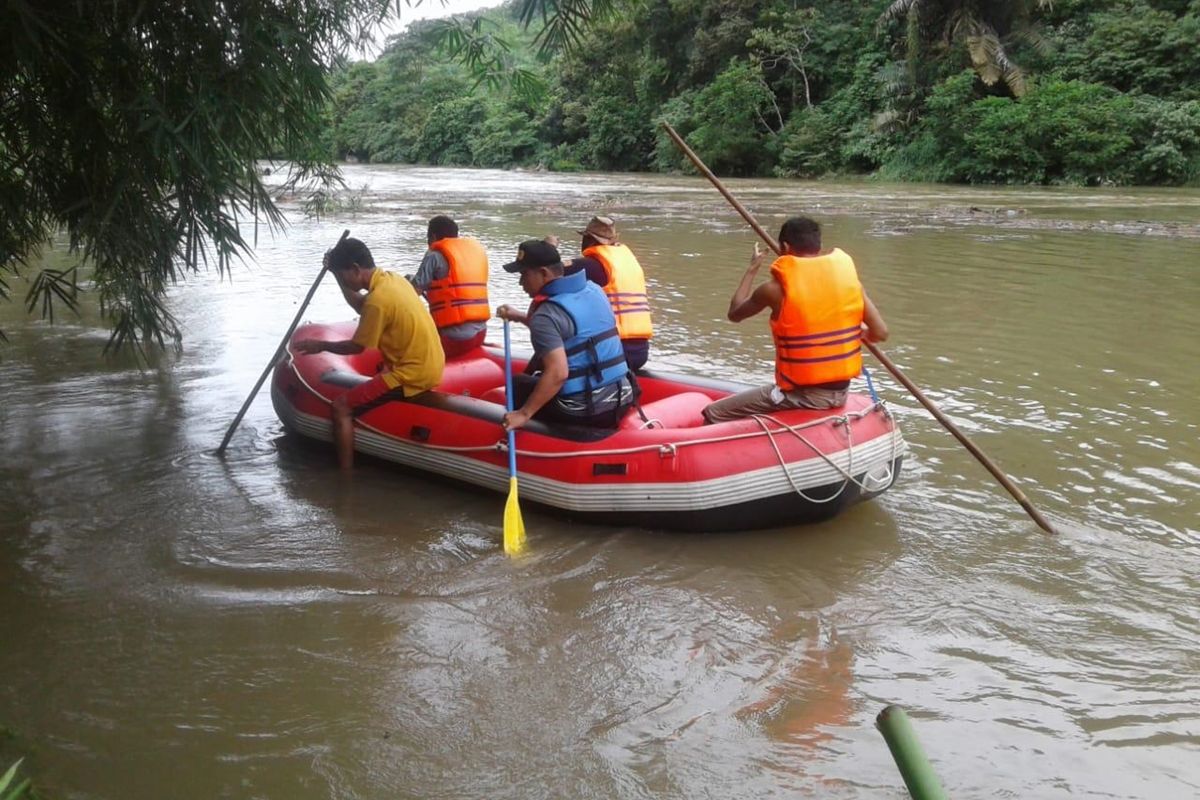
[0,0,401,351]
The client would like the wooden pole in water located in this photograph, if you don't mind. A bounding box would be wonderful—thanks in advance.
[661,122,1056,534]
[216,229,350,456]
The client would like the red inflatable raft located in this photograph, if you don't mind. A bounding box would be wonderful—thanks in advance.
[272,321,906,531]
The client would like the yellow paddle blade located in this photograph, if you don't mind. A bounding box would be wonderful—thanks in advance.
[503,475,527,555]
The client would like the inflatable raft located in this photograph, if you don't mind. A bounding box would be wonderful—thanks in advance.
[271,321,906,531]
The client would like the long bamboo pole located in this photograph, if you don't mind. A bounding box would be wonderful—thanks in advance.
[216,229,350,456]
[662,122,1056,534]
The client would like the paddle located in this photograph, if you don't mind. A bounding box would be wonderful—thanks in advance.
[216,229,350,456]
[661,121,1056,535]
[502,320,528,555]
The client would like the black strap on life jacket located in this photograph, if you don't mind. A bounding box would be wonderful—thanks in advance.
[560,328,620,418]
[563,327,619,357]
[565,353,626,380]
[625,370,649,424]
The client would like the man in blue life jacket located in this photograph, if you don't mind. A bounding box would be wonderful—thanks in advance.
[496,240,634,431]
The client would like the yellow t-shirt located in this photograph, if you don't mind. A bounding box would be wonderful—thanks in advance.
[351,269,445,395]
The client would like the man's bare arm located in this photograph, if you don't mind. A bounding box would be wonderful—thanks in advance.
[727,243,771,322]
[730,280,782,323]
[496,304,530,326]
[503,347,568,430]
[332,271,365,313]
[862,292,889,343]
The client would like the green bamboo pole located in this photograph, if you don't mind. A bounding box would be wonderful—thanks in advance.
[876,705,948,800]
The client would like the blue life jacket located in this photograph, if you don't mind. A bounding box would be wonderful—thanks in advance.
[533,270,628,396]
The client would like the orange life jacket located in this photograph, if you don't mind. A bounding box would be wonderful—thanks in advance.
[769,249,864,389]
[582,244,653,340]
[426,237,490,328]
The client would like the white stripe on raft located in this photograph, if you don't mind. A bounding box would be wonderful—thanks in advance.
[272,384,906,513]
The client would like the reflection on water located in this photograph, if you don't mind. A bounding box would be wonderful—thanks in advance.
[0,165,1198,798]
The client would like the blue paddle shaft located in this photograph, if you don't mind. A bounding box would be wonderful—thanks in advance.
[503,321,518,477]
[863,364,880,404]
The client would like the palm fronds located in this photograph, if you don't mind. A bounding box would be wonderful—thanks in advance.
[879,0,1052,96]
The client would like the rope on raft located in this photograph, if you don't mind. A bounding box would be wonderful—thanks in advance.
[750,408,901,502]
[284,352,902,495]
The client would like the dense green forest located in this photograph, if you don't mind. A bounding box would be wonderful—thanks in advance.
[327,0,1200,185]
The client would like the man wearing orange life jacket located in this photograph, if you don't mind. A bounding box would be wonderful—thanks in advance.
[407,215,490,358]
[554,215,653,371]
[702,216,889,424]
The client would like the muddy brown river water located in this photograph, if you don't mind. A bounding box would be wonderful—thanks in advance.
[1,165,1197,798]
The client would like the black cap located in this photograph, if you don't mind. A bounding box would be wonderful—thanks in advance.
[502,240,563,273]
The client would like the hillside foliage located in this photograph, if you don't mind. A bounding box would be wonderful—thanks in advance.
[330,0,1200,186]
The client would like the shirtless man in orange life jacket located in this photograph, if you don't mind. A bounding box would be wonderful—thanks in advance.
[702,216,889,424]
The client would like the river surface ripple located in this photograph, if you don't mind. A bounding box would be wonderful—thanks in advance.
[1,166,1198,798]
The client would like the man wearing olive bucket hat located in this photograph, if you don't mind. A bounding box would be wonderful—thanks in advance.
[549,215,653,371]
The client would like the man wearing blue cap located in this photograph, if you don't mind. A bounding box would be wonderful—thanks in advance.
[496,239,634,430]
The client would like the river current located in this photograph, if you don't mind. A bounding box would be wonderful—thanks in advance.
[1,165,1197,798]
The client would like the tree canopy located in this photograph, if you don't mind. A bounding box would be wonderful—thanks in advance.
[1,0,410,350]
[332,0,1200,185]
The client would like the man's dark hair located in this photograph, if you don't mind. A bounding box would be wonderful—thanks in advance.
[326,237,374,272]
[427,215,458,240]
[778,217,821,254]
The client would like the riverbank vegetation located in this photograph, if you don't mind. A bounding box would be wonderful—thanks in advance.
[329,0,1200,186]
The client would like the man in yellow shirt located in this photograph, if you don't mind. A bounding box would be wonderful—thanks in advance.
[296,237,444,469]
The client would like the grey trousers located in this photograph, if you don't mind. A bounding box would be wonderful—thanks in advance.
[702,383,848,424]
